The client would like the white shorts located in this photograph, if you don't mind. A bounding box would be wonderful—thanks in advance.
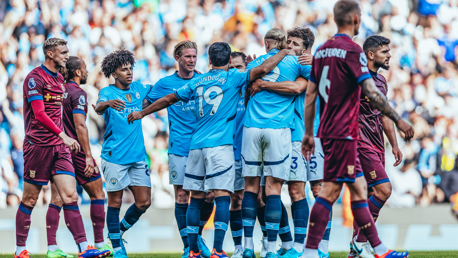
[169,154,187,185]
[306,138,324,182]
[289,141,307,182]
[183,145,235,193]
[234,160,244,191]
[101,159,151,192]
[241,127,291,182]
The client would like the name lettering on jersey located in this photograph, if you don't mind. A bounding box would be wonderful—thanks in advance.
[44,93,63,101]
[315,48,347,59]
[255,56,288,66]
[126,94,133,103]
[196,75,227,87]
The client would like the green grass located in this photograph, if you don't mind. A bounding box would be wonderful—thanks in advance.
[2,252,457,257]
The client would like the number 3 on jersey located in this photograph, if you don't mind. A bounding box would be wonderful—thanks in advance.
[197,86,224,117]
[319,65,330,102]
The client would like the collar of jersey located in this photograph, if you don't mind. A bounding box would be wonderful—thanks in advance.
[41,64,58,77]
[209,69,225,73]
[68,81,80,87]
[369,70,378,76]
[334,33,351,39]
[174,71,197,80]
[110,84,130,91]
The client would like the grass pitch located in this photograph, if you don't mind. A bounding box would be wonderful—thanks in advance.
[1,251,456,257]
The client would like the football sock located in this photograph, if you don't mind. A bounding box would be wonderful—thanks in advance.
[188,197,205,254]
[214,196,230,252]
[62,202,87,246]
[356,195,386,242]
[16,202,33,248]
[292,198,309,253]
[90,199,105,245]
[120,203,145,236]
[230,210,243,247]
[279,201,293,249]
[305,197,333,249]
[175,202,189,248]
[107,206,121,249]
[48,245,58,252]
[16,246,27,256]
[351,200,382,248]
[257,206,267,237]
[319,210,332,253]
[265,195,281,253]
[242,191,257,250]
[77,242,89,253]
[303,248,319,258]
[199,201,214,235]
[46,203,61,246]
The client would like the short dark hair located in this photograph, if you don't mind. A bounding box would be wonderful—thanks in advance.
[61,56,83,81]
[333,0,360,27]
[231,51,247,65]
[209,42,231,67]
[101,49,135,78]
[363,35,391,55]
[287,26,315,50]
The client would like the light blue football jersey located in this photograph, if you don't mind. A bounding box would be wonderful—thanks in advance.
[175,69,250,150]
[234,85,246,161]
[314,97,320,137]
[146,72,203,157]
[290,65,311,142]
[97,82,152,164]
[244,49,310,129]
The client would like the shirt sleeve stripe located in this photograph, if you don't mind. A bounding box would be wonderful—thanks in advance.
[357,73,372,84]
[245,68,252,86]
[28,95,43,103]
[174,91,182,101]
[309,75,316,83]
[72,109,86,115]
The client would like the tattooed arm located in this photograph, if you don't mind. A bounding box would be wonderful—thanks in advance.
[360,78,414,140]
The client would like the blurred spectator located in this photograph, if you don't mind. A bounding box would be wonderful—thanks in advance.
[387,159,423,208]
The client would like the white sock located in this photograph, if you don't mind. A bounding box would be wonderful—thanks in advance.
[267,241,276,253]
[16,246,26,255]
[113,247,122,253]
[244,237,254,250]
[303,248,319,258]
[48,245,58,252]
[373,243,388,255]
[78,241,88,253]
[120,230,125,237]
[235,244,243,250]
[319,240,329,253]
[293,242,304,253]
[282,241,293,250]
[95,242,105,249]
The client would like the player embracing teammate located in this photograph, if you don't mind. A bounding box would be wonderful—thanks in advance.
[301,1,414,258]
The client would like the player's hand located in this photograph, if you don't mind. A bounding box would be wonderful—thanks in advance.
[282,49,296,56]
[298,53,313,65]
[109,99,125,111]
[392,145,403,167]
[84,156,95,177]
[246,54,256,64]
[251,79,263,96]
[59,133,81,153]
[128,111,144,124]
[92,104,102,115]
[301,134,315,161]
[396,119,414,141]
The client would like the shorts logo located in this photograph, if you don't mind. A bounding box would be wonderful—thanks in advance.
[360,53,368,66]
[347,165,355,175]
[79,95,86,105]
[126,94,132,103]
[30,170,36,178]
[136,92,140,99]
[28,78,36,89]
[370,170,377,179]
[110,178,118,186]
[170,171,178,181]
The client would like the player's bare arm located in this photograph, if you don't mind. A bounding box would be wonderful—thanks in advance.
[128,93,179,124]
[382,115,403,166]
[74,112,95,177]
[248,49,295,82]
[360,78,414,140]
[94,99,125,113]
[250,77,308,96]
[301,80,318,160]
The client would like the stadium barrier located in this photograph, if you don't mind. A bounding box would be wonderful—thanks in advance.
[0,204,456,254]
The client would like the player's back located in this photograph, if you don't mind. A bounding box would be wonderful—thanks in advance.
[245,49,308,129]
[23,65,66,146]
[291,65,311,142]
[62,82,87,142]
[98,81,152,164]
[175,69,248,150]
[312,34,371,140]
[147,72,201,156]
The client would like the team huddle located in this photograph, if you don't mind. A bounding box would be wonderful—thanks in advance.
[14,1,415,258]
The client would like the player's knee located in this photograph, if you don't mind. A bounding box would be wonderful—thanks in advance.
[136,199,151,211]
[231,192,243,209]
[376,183,392,201]
[175,189,189,204]
[51,195,63,207]
[288,184,305,202]
[60,191,79,204]
[22,195,39,207]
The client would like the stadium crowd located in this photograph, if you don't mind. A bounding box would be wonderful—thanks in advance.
[0,0,458,210]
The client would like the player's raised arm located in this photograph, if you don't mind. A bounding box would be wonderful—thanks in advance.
[301,79,318,160]
[248,48,295,82]
[250,77,308,96]
[360,78,414,140]
[128,92,179,124]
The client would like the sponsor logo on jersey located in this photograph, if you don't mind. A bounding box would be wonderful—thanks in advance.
[44,93,63,101]
[136,92,140,99]
[28,78,36,89]
[347,165,355,175]
[79,95,86,105]
[30,170,36,178]
[126,94,132,103]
